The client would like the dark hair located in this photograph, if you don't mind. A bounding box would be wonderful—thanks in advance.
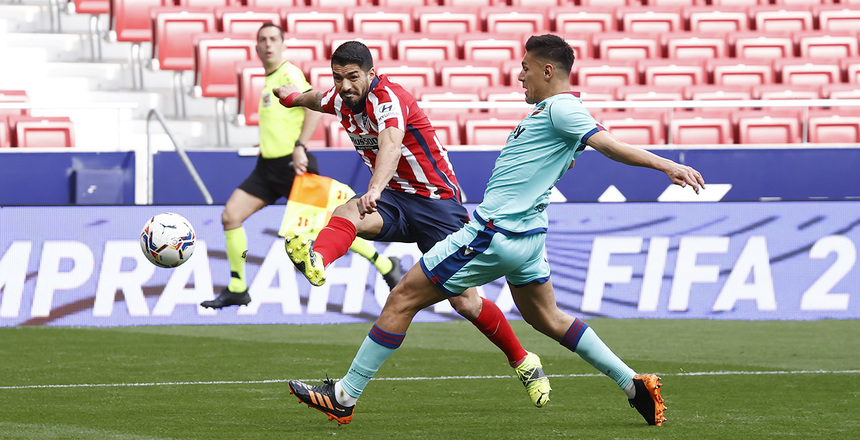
[525,34,575,75]
[257,22,284,41]
[331,41,374,71]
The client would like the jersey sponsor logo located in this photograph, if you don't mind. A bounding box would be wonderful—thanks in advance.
[376,104,398,123]
[513,125,526,139]
[534,203,548,213]
[349,132,378,149]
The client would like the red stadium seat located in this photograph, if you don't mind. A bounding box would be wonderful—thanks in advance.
[176,0,240,6]
[425,116,461,146]
[618,7,683,33]
[734,109,802,144]
[326,118,353,148]
[708,59,774,86]
[10,116,75,148]
[843,58,860,84]
[685,6,749,33]
[574,60,639,87]
[481,7,549,34]
[0,118,8,148]
[551,8,617,34]
[394,35,457,61]
[378,0,437,5]
[349,8,413,34]
[594,33,660,60]
[816,6,860,33]
[754,84,821,100]
[664,32,729,59]
[579,0,640,5]
[303,60,335,90]
[415,7,479,33]
[0,90,30,120]
[217,7,280,35]
[458,34,524,62]
[576,87,618,102]
[151,8,216,72]
[616,85,684,101]
[776,59,841,86]
[647,0,701,5]
[437,60,504,88]
[731,32,794,59]
[796,32,859,59]
[669,110,734,145]
[375,61,437,90]
[821,83,860,99]
[683,84,754,101]
[593,110,666,145]
[750,6,814,32]
[639,59,707,86]
[109,0,167,43]
[414,86,480,115]
[509,0,565,5]
[808,110,860,143]
[326,33,392,61]
[459,113,523,146]
[567,35,595,60]
[235,61,266,126]
[245,0,302,5]
[710,0,766,4]
[308,0,366,6]
[281,36,327,63]
[73,0,109,15]
[282,8,346,34]
[194,34,257,98]
[440,0,504,5]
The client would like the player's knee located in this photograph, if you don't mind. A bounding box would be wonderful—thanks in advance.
[221,208,241,230]
[448,295,480,320]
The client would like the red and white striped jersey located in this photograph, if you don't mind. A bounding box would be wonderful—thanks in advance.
[320,75,461,201]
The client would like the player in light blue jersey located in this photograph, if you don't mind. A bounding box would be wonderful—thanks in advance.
[287,34,705,427]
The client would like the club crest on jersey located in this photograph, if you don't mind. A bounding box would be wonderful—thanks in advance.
[531,103,546,116]
[262,92,271,107]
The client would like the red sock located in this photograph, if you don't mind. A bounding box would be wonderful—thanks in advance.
[313,216,356,268]
[468,297,528,366]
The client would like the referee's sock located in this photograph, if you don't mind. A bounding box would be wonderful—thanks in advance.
[225,227,247,292]
[349,237,393,274]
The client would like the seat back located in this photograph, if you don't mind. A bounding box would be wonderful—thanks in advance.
[194,34,257,98]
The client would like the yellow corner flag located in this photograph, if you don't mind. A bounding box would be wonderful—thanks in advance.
[279,173,356,239]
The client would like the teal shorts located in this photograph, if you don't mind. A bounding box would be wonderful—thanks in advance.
[419,220,551,296]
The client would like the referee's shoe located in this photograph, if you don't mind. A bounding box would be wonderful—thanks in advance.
[201,287,250,309]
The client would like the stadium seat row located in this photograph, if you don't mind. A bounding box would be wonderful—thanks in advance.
[314,109,860,148]
[100,0,860,46]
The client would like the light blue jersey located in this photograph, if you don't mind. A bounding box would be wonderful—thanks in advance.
[474,92,603,235]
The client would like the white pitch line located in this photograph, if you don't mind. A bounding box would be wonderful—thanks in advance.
[1,369,858,391]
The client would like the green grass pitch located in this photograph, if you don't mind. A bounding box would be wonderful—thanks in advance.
[1,319,858,439]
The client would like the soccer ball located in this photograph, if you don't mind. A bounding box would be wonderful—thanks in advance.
[139,212,196,268]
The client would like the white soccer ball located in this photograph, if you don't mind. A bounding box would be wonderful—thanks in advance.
[139,212,196,268]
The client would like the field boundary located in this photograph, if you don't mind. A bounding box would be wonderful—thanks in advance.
[3,369,858,391]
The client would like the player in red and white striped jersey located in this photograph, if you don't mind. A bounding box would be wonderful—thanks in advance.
[275,41,551,409]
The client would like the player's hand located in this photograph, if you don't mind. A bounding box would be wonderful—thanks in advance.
[667,163,706,194]
[292,145,308,175]
[356,188,382,219]
[273,85,301,107]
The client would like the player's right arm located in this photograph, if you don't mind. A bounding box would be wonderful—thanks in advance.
[273,84,326,113]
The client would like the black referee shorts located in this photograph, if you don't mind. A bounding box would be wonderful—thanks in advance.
[238,152,319,205]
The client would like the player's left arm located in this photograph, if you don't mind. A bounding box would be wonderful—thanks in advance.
[357,126,404,217]
[586,130,705,194]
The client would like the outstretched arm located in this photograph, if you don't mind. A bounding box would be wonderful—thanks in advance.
[586,130,705,194]
[273,84,325,113]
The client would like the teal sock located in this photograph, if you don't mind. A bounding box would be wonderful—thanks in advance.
[560,319,636,389]
[340,324,405,399]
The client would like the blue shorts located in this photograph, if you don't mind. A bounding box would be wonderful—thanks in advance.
[419,219,551,296]
[368,189,469,253]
